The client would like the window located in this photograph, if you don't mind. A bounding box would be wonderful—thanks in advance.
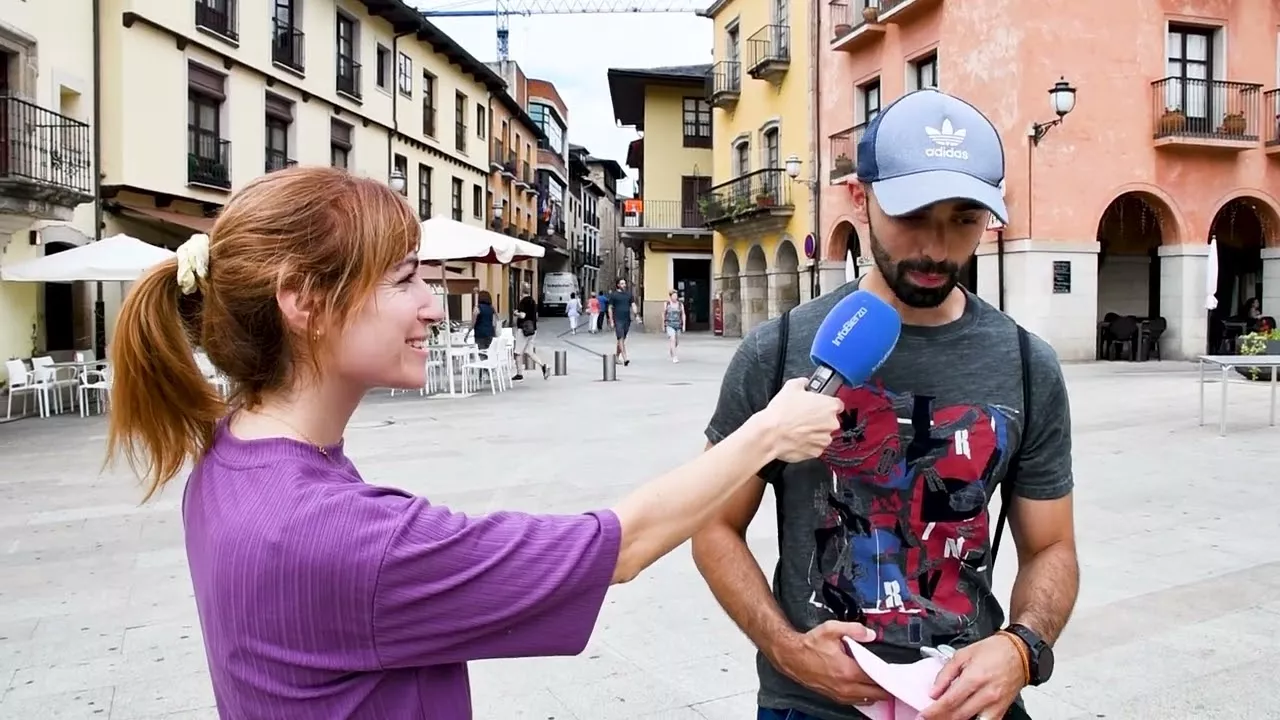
[422,71,436,136]
[331,119,352,169]
[682,97,712,148]
[394,154,408,196]
[529,102,565,155]
[397,52,412,96]
[476,102,486,139]
[763,127,780,168]
[454,92,468,153]
[195,0,238,42]
[418,164,432,219]
[271,0,303,71]
[451,177,464,221]
[1166,24,1216,131]
[187,63,230,189]
[335,13,360,99]
[265,93,294,172]
[912,52,938,90]
[472,184,483,218]
[860,78,881,122]
[375,45,391,89]
[733,139,750,175]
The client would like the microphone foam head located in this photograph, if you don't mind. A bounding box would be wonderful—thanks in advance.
[810,290,902,387]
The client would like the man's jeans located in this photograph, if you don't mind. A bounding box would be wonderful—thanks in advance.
[757,710,822,720]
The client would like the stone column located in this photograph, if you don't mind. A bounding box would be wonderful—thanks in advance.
[1157,244,1209,360]
[1261,248,1280,319]
[817,259,854,295]
[766,272,780,319]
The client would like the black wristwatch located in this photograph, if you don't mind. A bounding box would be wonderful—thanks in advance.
[1004,623,1054,686]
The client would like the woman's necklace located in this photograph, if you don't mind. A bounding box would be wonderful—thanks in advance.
[254,410,334,458]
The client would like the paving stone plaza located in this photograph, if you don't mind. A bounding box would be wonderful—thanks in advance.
[2,320,1278,719]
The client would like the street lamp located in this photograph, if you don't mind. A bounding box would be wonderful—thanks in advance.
[1030,76,1077,145]
[388,169,406,193]
[492,201,504,220]
[784,154,802,180]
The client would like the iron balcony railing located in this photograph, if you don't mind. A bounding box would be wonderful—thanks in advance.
[491,142,505,167]
[0,97,93,195]
[620,199,706,229]
[336,55,361,99]
[1151,77,1262,141]
[265,148,296,173]
[700,168,793,225]
[195,0,237,41]
[505,149,517,174]
[1265,89,1280,146]
[272,20,304,72]
[746,24,790,71]
[455,122,467,153]
[188,127,231,188]
[521,160,531,183]
[829,123,867,182]
[705,61,741,100]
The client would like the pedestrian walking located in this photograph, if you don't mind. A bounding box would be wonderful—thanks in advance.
[664,290,686,363]
[101,165,845,720]
[566,291,582,334]
[607,278,638,366]
[515,287,549,380]
[596,290,609,332]
[586,293,600,333]
[465,290,496,350]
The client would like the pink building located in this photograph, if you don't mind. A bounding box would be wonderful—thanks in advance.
[817,0,1280,360]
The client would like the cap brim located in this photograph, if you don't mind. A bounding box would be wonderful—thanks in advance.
[871,170,1008,225]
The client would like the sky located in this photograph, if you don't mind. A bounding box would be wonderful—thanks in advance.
[415,3,713,197]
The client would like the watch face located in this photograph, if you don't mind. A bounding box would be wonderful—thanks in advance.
[1035,643,1055,683]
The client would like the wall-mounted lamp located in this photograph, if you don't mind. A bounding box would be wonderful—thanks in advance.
[388,169,407,194]
[1030,77,1078,145]
[28,230,41,247]
[784,154,803,180]
[492,201,504,220]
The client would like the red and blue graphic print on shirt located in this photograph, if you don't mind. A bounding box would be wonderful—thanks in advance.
[812,380,1012,641]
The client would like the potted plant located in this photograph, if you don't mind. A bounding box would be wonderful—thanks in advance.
[1158,108,1186,134]
[756,191,776,208]
[833,22,852,38]
[1221,112,1247,135]
[1237,328,1280,381]
[862,3,879,22]
[833,153,855,176]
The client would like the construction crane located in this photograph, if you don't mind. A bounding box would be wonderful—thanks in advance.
[417,0,704,62]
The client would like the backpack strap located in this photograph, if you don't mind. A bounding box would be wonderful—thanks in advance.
[759,309,792,486]
[991,325,1032,567]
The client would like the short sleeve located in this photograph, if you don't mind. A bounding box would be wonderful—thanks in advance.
[1013,336,1074,501]
[371,498,621,668]
[705,328,772,445]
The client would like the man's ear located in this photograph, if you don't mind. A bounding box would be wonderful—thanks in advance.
[849,183,871,224]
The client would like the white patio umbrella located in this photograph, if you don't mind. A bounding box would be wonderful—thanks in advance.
[845,249,858,282]
[1205,235,1220,311]
[0,233,174,282]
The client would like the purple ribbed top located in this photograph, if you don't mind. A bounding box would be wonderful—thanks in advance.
[182,421,622,719]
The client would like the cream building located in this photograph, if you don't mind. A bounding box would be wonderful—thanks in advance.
[0,0,513,384]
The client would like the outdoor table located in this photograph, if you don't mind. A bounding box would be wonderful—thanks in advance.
[1198,354,1280,436]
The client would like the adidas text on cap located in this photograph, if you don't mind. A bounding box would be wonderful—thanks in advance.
[855,89,1008,224]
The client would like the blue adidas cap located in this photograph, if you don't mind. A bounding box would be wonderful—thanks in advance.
[856,89,1008,224]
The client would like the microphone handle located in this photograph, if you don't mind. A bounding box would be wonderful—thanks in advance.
[804,365,845,397]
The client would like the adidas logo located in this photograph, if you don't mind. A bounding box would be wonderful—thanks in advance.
[924,118,969,160]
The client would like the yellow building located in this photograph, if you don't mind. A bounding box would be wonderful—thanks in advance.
[0,0,522,384]
[703,0,812,337]
[607,65,715,330]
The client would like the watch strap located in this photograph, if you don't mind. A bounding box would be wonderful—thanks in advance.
[997,629,1032,686]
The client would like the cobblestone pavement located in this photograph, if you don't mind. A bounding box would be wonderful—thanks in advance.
[2,319,1278,719]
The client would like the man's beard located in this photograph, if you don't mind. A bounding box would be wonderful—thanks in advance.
[867,218,962,309]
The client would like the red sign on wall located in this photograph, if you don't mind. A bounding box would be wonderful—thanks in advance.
[712,291,724,336]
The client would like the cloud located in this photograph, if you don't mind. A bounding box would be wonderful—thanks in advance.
[426,12,712,197]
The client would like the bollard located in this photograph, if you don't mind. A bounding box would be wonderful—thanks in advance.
[601,353,617,382]
[553,349,568,376]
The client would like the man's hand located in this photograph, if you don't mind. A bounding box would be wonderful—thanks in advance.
[771,621,891,707]
[921,633,1026,720]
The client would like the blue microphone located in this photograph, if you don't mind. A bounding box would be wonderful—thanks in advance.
[804,290,902,396]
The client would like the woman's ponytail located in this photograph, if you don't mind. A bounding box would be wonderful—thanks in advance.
[105,258,224,501]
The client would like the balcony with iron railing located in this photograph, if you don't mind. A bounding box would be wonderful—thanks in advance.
[518,160,532,186]
[0,97,94,214]
[699,168,793,230]
[1151,77,1261,152]
[195,0,238,42]
[619,199,707,232]
[336,55,361,100]
[188,127,231,189]
[705,61,741,109]
[490,142,506,172]
[272,20,304,73]
[265,148,297,173]
[829,0,938,50]
[503,149,517,176]
[828,123,867,183]
[747,25,790,81]
[1264,89,1280,153]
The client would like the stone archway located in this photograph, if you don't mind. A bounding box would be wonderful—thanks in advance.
[743,244,769,334]
[718,248,743,338]
[774,240,801,316]
[825,220,860,290]
[1210,197,1274,324]
[1096,191,1172,323]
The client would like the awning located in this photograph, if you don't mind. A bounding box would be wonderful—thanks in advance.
[417,265,480,290]
[114,202,215,233]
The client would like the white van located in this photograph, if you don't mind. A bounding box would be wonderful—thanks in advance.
[540,272,580,316]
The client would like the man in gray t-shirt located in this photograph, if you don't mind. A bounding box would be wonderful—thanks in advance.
[693,90,1079,720]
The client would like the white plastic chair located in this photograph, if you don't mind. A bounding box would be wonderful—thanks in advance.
[78,364,112,417]
[31,356,78,414]
[463,337,512,394]
[4,360,44,419]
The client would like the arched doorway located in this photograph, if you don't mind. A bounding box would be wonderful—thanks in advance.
[718,249,742,338]
[1209,197,1274,350]
[1096,192,1171,322]
[774,240,801,315]
[41,242,85,352]
[743,244,768,333]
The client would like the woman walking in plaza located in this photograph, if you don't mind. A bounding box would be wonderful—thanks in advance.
[566,291,582,334]
[103,166,843,720]
[586,292,600,333]
[664,290,686,363]
[465,289,496,350]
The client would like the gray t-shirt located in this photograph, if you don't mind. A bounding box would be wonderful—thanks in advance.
[609,291,635,324]
[704,281,1073,720]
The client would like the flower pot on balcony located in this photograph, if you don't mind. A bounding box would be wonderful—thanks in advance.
[862,6,879,22]
[1220,112,1247,135]
[833,22,852,38]
[1158,109,1186,135]
[756,193,776,208]
[833,154,855,177]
